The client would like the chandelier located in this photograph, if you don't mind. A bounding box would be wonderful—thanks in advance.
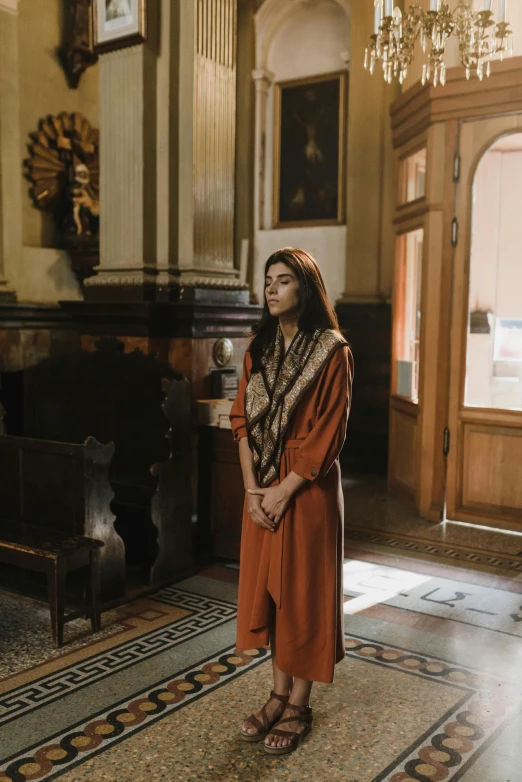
[364,1,513,87]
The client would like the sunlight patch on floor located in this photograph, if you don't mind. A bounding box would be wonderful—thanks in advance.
[342,559,431,615]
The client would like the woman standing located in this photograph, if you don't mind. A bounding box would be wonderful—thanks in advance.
[229,247,353,755]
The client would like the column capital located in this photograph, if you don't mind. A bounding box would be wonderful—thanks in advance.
[252,68,275,93]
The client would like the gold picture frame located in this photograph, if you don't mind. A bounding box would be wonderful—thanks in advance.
[273,71,347,229]
[93,0,147,54]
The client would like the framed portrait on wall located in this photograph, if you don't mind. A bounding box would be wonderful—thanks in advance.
[93,0,147,53]
[273,71,347,228]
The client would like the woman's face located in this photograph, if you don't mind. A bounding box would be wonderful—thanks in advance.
[265,261,300,319]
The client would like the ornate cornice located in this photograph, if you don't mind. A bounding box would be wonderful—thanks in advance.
[174,275,249,290]
[84,271,156,287]
[390,56,522,148]
[86,268,249,291]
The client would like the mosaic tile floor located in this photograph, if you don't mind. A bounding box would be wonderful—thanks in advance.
[0,592,127,680]
[2,513,522,780]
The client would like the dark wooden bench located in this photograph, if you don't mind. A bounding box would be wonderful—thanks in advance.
[0,435,117,646]
[0,338,193,595]
[0,521,102,647]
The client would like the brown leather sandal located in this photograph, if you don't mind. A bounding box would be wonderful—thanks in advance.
[263,701,313,755]
[240,690,290,742]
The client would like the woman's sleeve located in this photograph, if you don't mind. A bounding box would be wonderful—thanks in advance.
[291,344,354,482]
[229,347,252,443]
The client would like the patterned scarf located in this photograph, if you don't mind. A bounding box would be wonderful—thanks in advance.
[245,323,347,487]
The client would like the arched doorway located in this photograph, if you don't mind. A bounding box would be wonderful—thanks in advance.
[446,121,522,530]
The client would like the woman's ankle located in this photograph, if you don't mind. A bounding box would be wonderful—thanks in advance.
[272,688,291,698]
[287,689,312,707]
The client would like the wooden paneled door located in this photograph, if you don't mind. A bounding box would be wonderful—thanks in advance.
[445,114,522,531]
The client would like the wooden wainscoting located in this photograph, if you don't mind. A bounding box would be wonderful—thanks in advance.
[388,395,419,505]
[451,410,522,531]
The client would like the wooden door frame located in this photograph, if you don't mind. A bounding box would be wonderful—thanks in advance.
[388,223,424,509]
[445,115,522,531]
[389,56,522,524]
[388,122,456,521]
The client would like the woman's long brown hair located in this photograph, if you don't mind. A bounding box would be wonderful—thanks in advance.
[248,247,347,371]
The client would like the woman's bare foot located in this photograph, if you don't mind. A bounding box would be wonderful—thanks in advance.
[264,702,312,748]
[241,691,289,737]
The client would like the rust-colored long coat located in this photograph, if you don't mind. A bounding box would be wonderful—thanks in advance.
[229,340,353,683]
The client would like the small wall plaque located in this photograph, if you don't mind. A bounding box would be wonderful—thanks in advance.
[213,338,234,368]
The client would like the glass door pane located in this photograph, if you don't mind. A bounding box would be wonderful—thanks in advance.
[395,228,423,402]
[465,133,522,411]
[399,149,427,204]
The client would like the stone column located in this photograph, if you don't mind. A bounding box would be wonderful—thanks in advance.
[251,68,273,302]
[59,0,261,575]
[235,0,256,294]
[0,0,21,303]
[189,0,242,289]
[83,41,157,300]
[252,69,274,235]
[86,0,247,302]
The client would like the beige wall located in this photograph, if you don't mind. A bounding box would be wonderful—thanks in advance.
[342,0,398,304]
[254,0,350,305]
[1,0,98,303]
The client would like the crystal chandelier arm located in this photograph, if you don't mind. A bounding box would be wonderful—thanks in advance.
[364,0,513,86]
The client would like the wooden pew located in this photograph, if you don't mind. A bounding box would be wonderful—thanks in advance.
[0,435,123,645]
[15,339,193,592]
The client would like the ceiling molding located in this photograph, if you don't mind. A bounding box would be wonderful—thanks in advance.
[390,56,522,148]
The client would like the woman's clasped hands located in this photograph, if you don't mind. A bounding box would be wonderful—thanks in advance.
[246,484,291,532]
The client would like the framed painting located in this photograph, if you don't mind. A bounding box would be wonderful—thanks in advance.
[273,71,347,228]
[93,0,147,53]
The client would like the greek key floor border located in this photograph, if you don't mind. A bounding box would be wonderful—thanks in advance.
[0,588,236,728]
[1,634,518,782]
[345,526,522,573]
